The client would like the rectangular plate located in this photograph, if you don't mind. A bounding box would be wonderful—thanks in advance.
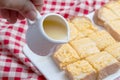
[23,12,120,80]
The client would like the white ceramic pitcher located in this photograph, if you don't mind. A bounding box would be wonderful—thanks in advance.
[25,11,70,56]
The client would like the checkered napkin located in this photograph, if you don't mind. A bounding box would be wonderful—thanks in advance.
[0,0,115,80]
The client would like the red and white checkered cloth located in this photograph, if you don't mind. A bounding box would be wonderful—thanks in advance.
[1,0,119,80]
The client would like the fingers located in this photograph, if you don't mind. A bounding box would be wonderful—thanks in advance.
[0,9,9,19]
[8,11,18,23]
[20,0,37,20]
[18,14,25,20]
[2,0,37,20]
[31,0,44,11]
[0,9,25,23]
[0,0,44,23]
[0,9,18,23]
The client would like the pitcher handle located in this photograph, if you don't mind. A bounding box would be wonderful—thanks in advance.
[27,11,42,25]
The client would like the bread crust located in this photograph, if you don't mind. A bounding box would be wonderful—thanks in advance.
[65,60,97,80]
[93,10,105,27]
[104,22,120,41]
[93,0,120,41]
[65,71,97,80]
[97,62,120,80]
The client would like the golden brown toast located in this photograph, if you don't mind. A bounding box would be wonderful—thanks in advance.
[53,44,80,69]
[65,60,97,80]
[53,13,120,80]
[67,21,79,41]
[88,30,116,50]
[94,0,120,41]
[105,42,120,61]
[70,16,98,37]
[70,38,100,59]
[86,52,120,80]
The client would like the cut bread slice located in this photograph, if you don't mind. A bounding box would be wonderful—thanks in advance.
[104,0,120,17]
[65,60,97,80]
[104,19,120,41]
[71,16,98,37]
[93,10,105,27]
[68,21,79,41]
[95,7,118,22]
[88,30,116,50]
[71,16,92,30]
[70,38,100,59]
[72,32,85,41]
[105,42,120,61]
[53,44,80,69]
[94,0,120,41]
[69,32,85,44]
[86,51,120,80]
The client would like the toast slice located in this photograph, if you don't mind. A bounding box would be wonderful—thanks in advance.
[95,7,118,23]
[104,19,120,41]
[94,0,120,41]
[104,0,120,17]
[71,16,98,37]
[65,60,97,80]
[88,30,116,50]
[68,21,79,41]
[105,42,120,61]
[70,38,100,59]
[86,51,120,80]
[93,10,103,26]
[53,44,80,69]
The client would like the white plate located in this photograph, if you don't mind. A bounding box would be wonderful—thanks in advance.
[23,12,120,80]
